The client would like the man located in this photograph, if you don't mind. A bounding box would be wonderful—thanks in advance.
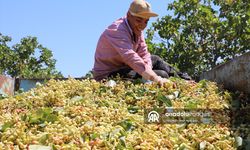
[93,0,190,85]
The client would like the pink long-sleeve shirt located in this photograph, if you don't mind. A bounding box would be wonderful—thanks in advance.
[92,17,152,81]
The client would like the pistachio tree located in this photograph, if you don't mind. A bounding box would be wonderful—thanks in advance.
[146,0,250,79]
[0,33,63,78]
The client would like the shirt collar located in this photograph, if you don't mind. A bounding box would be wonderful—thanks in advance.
[125,17,139,43]
[125,17,134,37]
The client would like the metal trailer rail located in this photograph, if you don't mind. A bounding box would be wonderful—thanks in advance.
[200,51,250,94]
[0,77,87,96]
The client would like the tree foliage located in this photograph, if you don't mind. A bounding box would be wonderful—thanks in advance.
[146,0,250,79]
[0,33,63,78]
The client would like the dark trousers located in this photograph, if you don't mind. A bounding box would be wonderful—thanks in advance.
[108,55,191,80]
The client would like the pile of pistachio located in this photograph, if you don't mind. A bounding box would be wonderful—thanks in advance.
[0,78,249,149]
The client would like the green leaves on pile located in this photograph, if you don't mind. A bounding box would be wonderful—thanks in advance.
[157,93,173,107]
[0,121,14,132]
[22,107,58,124]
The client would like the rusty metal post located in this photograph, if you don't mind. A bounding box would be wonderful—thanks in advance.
[0,75,15,96]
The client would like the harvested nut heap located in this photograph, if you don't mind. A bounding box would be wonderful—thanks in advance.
[0,78,249,150]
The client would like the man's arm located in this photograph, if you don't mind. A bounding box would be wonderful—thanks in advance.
[106,31,171,85]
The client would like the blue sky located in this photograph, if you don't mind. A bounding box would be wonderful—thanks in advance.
[0,0,173,77]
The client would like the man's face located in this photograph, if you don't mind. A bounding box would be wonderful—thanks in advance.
[127,12,149,36]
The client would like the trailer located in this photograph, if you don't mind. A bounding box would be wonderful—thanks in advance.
[200,51,250,94]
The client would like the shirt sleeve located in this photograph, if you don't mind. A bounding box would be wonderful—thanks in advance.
[104,29,151,75]
[137,34,152,68]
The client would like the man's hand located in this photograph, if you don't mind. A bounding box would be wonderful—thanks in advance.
[157,77,176,88]
[186,80,196,85]
[141,69,176,88]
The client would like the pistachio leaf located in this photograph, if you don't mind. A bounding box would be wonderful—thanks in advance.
[39,133,49,145]
[0,121,14,132]
[157,94,172,107]
[127,106,139,114]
